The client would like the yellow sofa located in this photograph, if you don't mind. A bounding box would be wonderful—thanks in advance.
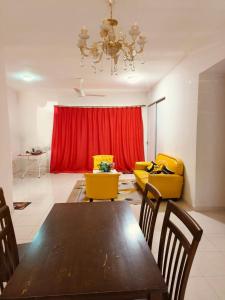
[85,173,120,201]
[134,153,184,199]
[93,155,114,170]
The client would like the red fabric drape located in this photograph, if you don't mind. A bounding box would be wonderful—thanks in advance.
[50,106,145,173]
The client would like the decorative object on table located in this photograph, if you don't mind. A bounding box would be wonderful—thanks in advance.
[13,202,31,210]
[77,0,147,75]
[25,148,43,155]
[98,161,113,172]
[93,155,114,170]
[67,178,142,204]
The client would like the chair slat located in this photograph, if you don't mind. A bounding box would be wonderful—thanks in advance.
[169,242,182,299]
[139,183,162,250]
[174,250,187,300]
[166,236,177,285]
[163,229,172,277]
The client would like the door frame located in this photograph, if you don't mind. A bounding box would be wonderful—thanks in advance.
[147,97,166,160]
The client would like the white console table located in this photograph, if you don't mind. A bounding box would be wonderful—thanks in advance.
[17,152,48,178]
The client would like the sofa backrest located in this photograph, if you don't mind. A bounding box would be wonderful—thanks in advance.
[156,153,184,176]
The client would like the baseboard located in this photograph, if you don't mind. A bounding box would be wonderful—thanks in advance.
[194,205,225,212]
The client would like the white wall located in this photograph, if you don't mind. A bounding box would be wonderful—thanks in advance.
[7,88,21,158]
[148,42,225,207]
[0,48,13,209]
[196,77,225,209]
[17,88,148,162]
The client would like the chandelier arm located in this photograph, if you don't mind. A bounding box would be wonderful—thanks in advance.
[135,47,144,54]
[80,47,90,57]
[122,40,145,56]
[122,42,135,60]
[123,40,135,49]
[121,48,133,62]
[93,51,104,64]
[133,41,145,54]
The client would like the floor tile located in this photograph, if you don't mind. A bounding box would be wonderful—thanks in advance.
[206,276,225,300]
[185,277,219,300]
[194,251,225,277]
[207,234,225,251]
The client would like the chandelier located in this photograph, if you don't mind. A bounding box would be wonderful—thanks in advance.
[77,0,147,75]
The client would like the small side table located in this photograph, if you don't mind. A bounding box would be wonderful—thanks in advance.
[17,152,48,178]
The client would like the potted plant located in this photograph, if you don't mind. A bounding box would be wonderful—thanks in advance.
[98,161,113,172]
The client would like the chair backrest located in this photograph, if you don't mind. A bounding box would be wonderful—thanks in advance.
[156,153,184,175]
[0,205,19,293]
[139,183,162,250]
[93,155,114,170]
[158,201,203,300]
[85,173,120,200]
[0,188,6,208]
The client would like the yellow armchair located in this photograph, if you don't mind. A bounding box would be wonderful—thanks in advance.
[85,173,120,201]
[93,155,114,170]
[134,153,184,199]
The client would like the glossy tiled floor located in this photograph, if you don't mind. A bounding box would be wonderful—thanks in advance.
[12,173,225,300]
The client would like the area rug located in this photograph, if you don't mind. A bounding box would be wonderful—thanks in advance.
[67,179,143,205]
[13,202,31,210]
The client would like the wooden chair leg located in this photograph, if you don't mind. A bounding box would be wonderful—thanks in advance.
[89,199,93,202]
[111,198,114,202]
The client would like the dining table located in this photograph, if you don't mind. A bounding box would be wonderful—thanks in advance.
[2,201,167,300]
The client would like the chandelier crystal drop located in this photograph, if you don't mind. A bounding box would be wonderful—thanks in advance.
[77,0,147,75]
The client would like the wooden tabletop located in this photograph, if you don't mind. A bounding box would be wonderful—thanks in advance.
[2,202,167,300]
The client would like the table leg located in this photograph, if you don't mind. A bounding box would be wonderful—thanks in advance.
[21,158,33,178]
[38,158,41,178]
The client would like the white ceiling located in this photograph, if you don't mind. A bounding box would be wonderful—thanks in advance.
[2,0,225,91]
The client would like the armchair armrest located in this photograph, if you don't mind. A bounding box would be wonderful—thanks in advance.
[134,161,152,170]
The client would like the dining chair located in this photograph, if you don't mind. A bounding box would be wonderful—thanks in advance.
[0,205,19,293]
[139,182,162,250]
[0,187,30,293]
[158,201,203,300]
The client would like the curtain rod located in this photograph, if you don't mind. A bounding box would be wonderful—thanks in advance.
[56,105,146,108]
[147,97,166,107]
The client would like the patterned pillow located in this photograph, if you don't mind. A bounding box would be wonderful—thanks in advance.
[146,162,174,174]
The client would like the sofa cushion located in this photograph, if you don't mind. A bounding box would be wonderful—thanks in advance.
[156,153,183,176]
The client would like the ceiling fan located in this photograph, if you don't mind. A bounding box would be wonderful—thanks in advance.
[73,78,106,97]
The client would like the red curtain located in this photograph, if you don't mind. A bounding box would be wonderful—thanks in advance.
[50,106,145,173]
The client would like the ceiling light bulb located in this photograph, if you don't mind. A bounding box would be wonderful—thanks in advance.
[11,71,43,82]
